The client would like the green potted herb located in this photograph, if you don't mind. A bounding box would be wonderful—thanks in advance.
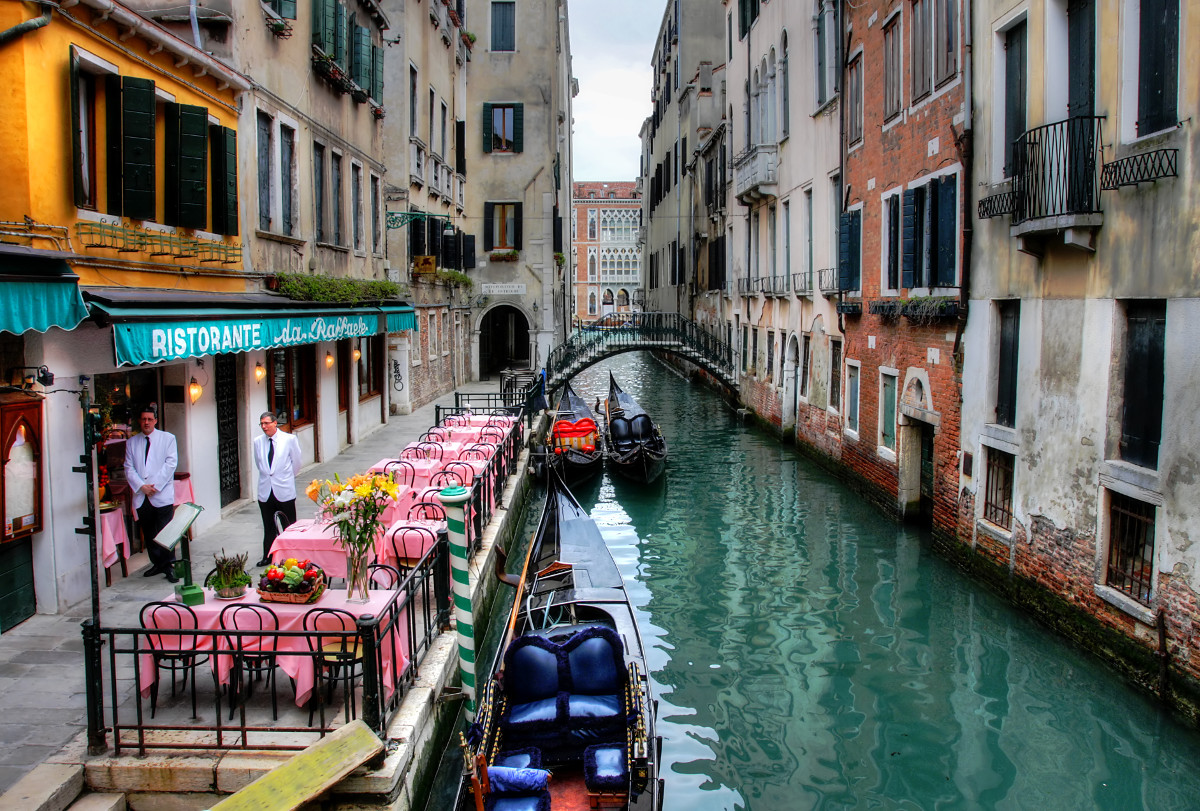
[206,550,252,599]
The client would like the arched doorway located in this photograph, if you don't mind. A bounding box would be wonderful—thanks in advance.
[782,333,800,433]
[478,304,532,377]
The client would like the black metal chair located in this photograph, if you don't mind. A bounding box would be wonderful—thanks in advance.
[273,510,291,535]
[140,601,211,719]
[302,607,365,727]
[387,525,438,572]
[415,441,444,460]
[430,469,464,489]
[421,427,448,442]
[219,603,281,720]
[443,461,476,487]
[399,445,426,460]
[383,459,416,487]
[367,562,402,589]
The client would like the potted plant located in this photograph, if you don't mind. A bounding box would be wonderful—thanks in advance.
[206,550,252,599]
[489,249,519,262]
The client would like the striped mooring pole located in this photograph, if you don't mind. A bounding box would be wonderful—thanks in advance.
[437,484,476,719]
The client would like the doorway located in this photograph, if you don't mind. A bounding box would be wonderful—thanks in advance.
[214,354,241,507]
[479,305,531,378]
[918,422,935,525]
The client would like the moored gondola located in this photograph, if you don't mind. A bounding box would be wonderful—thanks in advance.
[545,381,604,484]
[459,470,661,811]
[603,373,668,484]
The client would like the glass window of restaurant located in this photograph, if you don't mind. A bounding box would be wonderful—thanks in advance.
[358,335,382,400]
[268,345,316,426]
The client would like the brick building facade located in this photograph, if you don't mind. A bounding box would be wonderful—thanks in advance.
[570,181,641,326]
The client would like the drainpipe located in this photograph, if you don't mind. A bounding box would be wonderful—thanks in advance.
[0,5,52,47]
[952,0,974,376]
[188,0,203,50]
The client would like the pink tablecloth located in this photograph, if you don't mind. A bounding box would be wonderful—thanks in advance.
[378,518,444,569]
[138,588,406,707]
[270,521,351,577]
[99,509,130,569]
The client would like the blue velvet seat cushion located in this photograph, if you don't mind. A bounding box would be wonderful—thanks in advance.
[567,692,622,721]
[564,627,624,695]
[484,790,550,811]
[504,636,562,704]
[494,747,542,769]
[506,696,561,728]
[583,744,629,792]
[487,766,550,793]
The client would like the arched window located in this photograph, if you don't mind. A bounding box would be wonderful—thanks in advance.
[603,289,614,305]
[767,51,777,142]
[588,292,597,314]
[781,32,790,136]
[588,255,596,279]
[617,289,629,306]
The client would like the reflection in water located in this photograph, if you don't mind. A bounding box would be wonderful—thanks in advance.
[567,353,1200,811]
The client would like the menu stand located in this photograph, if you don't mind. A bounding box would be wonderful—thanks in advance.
[154,502,205,606]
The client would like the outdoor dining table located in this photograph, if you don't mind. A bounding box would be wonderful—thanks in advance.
[99,508,130,569]
[137,587,407,708]
[270,516,445,577]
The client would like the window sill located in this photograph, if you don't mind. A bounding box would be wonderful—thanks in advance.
[980,424,1019,454]
[256,229,306,247]
[811,94,839,118]
[1094,584,1155,626]
[876,445,896,463]
[358,392,382,404]
[1099,460,1162,505]
[314,241,349,253]
[975,518,1013,548]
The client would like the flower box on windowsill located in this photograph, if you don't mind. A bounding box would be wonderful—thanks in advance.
[835,302,862,316]
[900,297,960,321]
[868,300,901,318]
[489,250,519,262]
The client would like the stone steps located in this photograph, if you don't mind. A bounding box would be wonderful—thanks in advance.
[66,793,126,811]
[0,763,84,811]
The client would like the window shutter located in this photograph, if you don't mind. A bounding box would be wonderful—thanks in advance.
[69,48,85,209]
[553,211,563,253]
[482,103,493,153]
[850,211,861,291]
[1121,303,1166,467]
[935,176,957,286]
[513,104,524,153]
[353,26,371,88]
[513,203,523,249]
[463,234,477,269]
[456,120,466,175]
[277,0,297,20]
[901,189,916,289]
[996,302,1020,428]
[1137,0,1177,134]
[208,126,238,236]
[483,203,494,250]
[428,217,443,266]
[444,229,460,270]
[119,76,157,221]
[409,214,426,256]
[371,44,383,101]
[837,211,852,291]
[165,103,209,229]
[334,3,348,68]
[313,0,333,51]
[1003,22,1027,177]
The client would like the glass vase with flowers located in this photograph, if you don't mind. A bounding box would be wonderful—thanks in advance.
[306,473,399,603]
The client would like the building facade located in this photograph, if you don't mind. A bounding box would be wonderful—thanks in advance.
[464,0,574,377]
[570,181,641,326]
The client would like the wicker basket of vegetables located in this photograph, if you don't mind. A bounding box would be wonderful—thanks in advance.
[257,559,326,604]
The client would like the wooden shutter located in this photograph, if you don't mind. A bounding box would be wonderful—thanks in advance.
[334,3,348,68]
[118,76,156,221]
[1067,0,1095,118]
[312,0,333,51]
[371,44,384,101]
[935,176,956,286]
[210,125,238,236]
[901,189,916,289]
[428,217,442,266]
[996,301,1019,427]
[482,103,493,153]
[1121,302,1166,467]
[456,120,466,175]
[353,26,371,87]
[444,229,460,270]
[513,104,524,153]
[1003,22,1027,178]
[482,202,494,250]
[1137,0,1177,134]
[837,211,860,292]
[68,48,85,209]
[409,214,426,256]
[553,211,563,253]
[165,103,209,229]
[513,203,523,249]
[462,234,477,269]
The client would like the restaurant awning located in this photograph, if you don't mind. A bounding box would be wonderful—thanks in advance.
[0,247,89,336]
[83,288,415,367]
[381,304,419,333]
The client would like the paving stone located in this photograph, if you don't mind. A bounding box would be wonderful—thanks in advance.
[0,762,83,811]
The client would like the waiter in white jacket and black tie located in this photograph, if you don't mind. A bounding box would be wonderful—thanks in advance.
[254,411,303,567]
[123,406,178,582]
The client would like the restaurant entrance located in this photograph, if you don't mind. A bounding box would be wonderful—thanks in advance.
[215,354,241,507]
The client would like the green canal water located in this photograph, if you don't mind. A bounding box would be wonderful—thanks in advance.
[557,353,1200,810]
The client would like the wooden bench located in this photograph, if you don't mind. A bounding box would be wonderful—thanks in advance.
[206,720,383,811]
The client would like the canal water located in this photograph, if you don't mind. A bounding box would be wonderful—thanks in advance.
[555,352,1200,810]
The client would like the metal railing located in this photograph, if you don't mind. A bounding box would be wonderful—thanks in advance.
[1101,148,1178,190]
[793,269,813,296]
[817,268,839,295]
[85,540,451,755]
[761,274,791,296]
[1012,116,1104,225]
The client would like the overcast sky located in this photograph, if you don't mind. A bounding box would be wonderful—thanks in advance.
[567,0,665,182]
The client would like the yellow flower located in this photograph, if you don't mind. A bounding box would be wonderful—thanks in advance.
[378,478,400,500]
[353,480,373,498]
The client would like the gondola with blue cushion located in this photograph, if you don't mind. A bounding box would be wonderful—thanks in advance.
[602,373,667,484]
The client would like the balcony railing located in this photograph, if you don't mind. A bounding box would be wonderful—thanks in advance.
[1011,116,1103,226]
[817,268,839,296]
[793,270,813,296]
[761,274,791,296]
[732,143,778,204]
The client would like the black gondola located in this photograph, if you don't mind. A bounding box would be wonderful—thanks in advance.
[459,470,660,811]
[603,373,668,484]
[545,382,604,484]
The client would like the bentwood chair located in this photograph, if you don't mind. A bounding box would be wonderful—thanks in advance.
[387,525,438,573]
[430,469,464,489]
[302,607,365,727]
[415,441,444,460]
[421,427,449,442]
[383,459,416,487]
[367,562,403,589]
[399,445,426,460]
[219,603,281,721]
[140,601,211,719]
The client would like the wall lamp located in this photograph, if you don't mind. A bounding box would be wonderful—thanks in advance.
[189,358,208,404]
[325,352,335,369]
[254,362,266,383]
[352,347,362,363]
[10,366,54,388]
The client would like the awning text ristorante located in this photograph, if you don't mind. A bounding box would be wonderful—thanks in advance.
[115,313,379,366]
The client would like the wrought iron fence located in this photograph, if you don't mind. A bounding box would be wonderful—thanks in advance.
[817,268,839,295]
[1012,116,1104,225]
[793,270,813,295]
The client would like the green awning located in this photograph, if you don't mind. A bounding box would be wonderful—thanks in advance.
[0,259,89,336]
[382,305,418,332]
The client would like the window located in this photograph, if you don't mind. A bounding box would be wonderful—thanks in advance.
[829,339,842,411]
[838,208,862,292]
[1106,491,1155,605]
[741,325,749,373]
[440,101,448,157]
[483,103,523,153]
[442,312,450,355]
[370,174,381,253]
[268,345,315,427]
[815,0,829,106]
[751,210,760,279]
[266,0,296,19]
[70,63,99,210]
[257,113,273,231]
[751,328,760,375]
[768,205,778,280]
[934,0,958,84]
[352,163,363,251]
[737,0,760,38]
[911,0,932,99]
[588,292,597,314]
[902,175,957,288]
[780,33,790,136]
[846,364,860,433]
[1003,21,1027,177]
[983,447,1015,530]
[804,188,814,280]
[1137,0,1178,135]
[280,125,295,235]
[429,89,436,149]
[484,202,521,250]
[800,334,811,398]
[996,300,1020,427]
[357,335,382,400]
[880,373,897,449]
[847,54,863,144]
[883,16,902,118]
[766,331,775,383]
[409,66,419,133]
[428,312,438,358]
[783,201,792,281]
[1120,301,1165,468]
[331,152,343,245]
[491,1,515,51]
[884,193,901,290]
[313,143,326,242]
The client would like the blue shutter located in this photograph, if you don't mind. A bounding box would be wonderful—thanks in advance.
[935,176,957,286]
[838,212,852,291]
[901,189,916,289]
[482,103,493,153]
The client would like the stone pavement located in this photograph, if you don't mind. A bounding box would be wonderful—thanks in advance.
[0,381,501,795]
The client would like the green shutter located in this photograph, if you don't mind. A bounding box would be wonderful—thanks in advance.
[334,5,348,68]
[166,103,209,229]
[312,0,328,50]
[105,74,122,216]
[513,103,524,152]
[68,47,85,208]
[120,76,157,221]
[277,0,297,20]
[482,103,493,153]
[210,125,238,236]
[354,26,371,87]
[483,202,494,249]
[371,44,383,101]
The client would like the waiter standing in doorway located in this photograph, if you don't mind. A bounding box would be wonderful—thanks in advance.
[124,406,178,582]
[254,411,302,567]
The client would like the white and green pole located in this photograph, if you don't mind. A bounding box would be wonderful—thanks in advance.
[437,484,476,719]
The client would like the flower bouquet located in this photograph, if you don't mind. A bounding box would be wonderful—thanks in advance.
[306,473,400,603]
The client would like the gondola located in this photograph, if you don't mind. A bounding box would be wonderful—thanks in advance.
[545,382,604,484]
[459,470,661,811]
[602,373,668,484]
